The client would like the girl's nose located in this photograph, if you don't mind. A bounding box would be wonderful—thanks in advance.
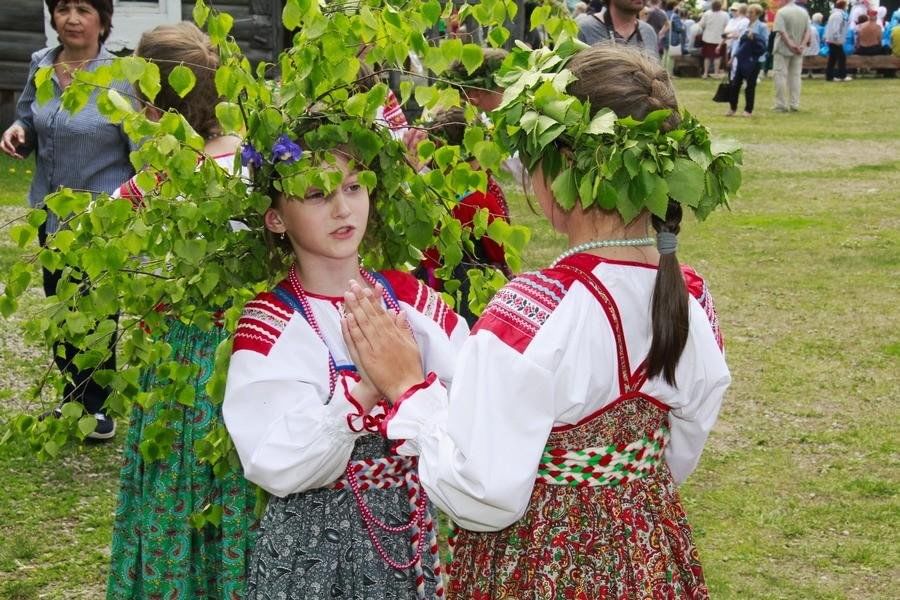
[332,193,352,217]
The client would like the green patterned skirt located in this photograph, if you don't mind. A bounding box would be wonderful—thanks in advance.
[107,320,257,600]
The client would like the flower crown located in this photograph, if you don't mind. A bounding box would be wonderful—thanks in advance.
[239,108,405,203]
[492,38,742,223]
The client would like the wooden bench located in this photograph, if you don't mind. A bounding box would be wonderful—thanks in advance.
[803,54,899,77]
[672,53,898,77]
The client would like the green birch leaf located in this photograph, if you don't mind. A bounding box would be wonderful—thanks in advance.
[665,158,705,208]
[0,295,16,318]
[531,4,551,28]
[177,385,196,408]
[488,26,510,47]
[587,109,616,135]
[472,141,502,172]
[597,181,618,210]
[399,80,413,105]
[578,175,594,209]
[433,145,459,170]
[623,149,640,178]
[441,38,463,64]
[139,62,162,103]
[215,102,243,133]
[9,224,36,248]
[106,89,135,115]
[643,174,669,218]
[77,415,97,438]
[168,65,197,98]
[551,168,577,211]
[207,11,234,42]
[722,165,742,194]
[61,402,83,420]
[422,0,442,24]
[193,0,210,26]
[119,56,146,83]
[461,44,484,75]
[36,68,55,104]
[45,189,91,217]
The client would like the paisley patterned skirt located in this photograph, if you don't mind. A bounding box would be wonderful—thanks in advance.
[107,319,257,600]
[448,467,708,600]
[247,436,442,600]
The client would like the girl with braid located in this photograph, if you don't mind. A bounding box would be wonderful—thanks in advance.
[342,44,731,599]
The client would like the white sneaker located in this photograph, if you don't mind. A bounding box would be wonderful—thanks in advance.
[842,76,853,81]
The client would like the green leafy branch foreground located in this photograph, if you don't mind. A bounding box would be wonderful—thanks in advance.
[0,0,574,505]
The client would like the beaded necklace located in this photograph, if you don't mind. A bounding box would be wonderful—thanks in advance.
[346,462,428,570]
[286,264,400,394]
[553,236,655,266]
[286,265,428,571]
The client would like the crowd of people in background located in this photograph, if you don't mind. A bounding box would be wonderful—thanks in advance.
[569,0,898,117]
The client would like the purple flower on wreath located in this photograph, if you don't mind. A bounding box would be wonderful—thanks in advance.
[240,142,264,169]
[271,134,303,164]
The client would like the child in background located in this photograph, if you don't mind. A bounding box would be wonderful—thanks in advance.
[223,113,468,599]
[343,45,732,599]
[106,22,257,600]
[416,107,511,326]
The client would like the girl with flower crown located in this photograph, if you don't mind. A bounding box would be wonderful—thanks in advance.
[342,44,734,599]
[222,114,468,599]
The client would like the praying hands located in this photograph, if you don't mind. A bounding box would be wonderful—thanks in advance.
[341,280,425,404]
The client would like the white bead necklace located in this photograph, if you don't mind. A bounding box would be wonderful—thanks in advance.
[553,236,655,265]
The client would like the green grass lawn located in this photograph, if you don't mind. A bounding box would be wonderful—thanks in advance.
[1,76,898,599]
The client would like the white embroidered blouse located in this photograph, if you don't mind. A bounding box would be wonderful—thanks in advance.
[383,254,731,532]
[223,271,468,498]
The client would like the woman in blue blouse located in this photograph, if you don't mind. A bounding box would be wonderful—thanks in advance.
[726,3,769,117]
[0,0,134,440]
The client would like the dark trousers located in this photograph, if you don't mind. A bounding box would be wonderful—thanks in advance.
[856,45,886,56]
[826,43,847,79]
[730,62,761,114]
[764,33,776,74]
[38,221,116,415]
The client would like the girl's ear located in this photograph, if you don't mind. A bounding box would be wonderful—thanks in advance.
[264,207,286,234]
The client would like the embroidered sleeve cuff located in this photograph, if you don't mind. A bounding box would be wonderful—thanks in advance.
[380,372,447,440]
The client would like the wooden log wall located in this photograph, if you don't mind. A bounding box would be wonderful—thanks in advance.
[183,0,284,65]
[0,0,46,93]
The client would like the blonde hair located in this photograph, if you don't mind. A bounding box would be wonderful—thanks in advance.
[748,3,763,18]
[135,22,221,138]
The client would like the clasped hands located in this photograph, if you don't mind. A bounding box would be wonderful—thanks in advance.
[340,280,425,413]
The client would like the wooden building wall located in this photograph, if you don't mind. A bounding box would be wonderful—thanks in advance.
[0,0,46,127]
[182,0,284,65]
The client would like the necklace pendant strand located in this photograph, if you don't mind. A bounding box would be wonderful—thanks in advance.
[288,265,399,394]
[345,461,429,571]
[553,236,655,266]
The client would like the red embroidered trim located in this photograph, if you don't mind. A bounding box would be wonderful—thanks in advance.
[381,271,459,336]
[379,371,439,438]
[381,90,409,130]
[232,292,293,356]
[471,270,577,353]
[681,265,724,351]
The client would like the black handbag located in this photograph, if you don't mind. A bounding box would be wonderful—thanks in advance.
[713,78,732,103]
